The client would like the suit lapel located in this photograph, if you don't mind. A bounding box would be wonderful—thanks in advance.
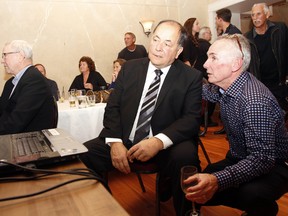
[154,62,178,109]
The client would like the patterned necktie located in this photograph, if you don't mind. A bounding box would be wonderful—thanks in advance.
[133,69,163,144]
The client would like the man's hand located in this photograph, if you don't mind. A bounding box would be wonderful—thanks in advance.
[185,173,218,204]
[110,142,131,174]
[127,137,163,162]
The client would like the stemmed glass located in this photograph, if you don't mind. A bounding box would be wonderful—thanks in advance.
[180,165,199,216]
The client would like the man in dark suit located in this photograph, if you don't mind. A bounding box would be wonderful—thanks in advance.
[35,63,59,101]
[80,20,203,215]
[0,40,56,135]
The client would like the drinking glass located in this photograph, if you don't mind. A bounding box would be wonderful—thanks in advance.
[76,89,86,96]
[180,166,199,216]
[68,91,76,107]
[77,95,87,109]
[87,94,96,106]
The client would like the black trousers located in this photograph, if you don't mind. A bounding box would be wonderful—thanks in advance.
[79,137,200,216]
[202,152,288,216]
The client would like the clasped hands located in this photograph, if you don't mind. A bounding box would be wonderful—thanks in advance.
[184,173,219,204]
[110,137,163,174]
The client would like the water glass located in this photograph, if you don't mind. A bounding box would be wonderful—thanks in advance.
[87,94,96,106]
[68,91,76,107]
[77,95,87,109]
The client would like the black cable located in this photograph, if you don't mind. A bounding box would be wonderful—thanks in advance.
[0,160,111,202]
[0,177,98,202]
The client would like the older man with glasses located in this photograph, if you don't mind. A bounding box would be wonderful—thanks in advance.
[184,34,288,216]
[0,40,55,135]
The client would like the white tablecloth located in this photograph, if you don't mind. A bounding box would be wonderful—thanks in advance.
[57,100,106,143]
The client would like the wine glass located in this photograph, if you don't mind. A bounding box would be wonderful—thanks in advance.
[180,165,199,216]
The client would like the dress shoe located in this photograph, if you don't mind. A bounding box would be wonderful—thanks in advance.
[214,127,226,134]
[158,177,172,202]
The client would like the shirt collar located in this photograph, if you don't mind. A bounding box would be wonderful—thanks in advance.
[148,62,171,76]
[223,71,249,98]
[12,65,32,86]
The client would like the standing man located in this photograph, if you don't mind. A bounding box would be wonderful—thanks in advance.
[35,63,59,101]
[214,8,242,134]
[117,32,148,61]
[0,40,55,135]
[80,20,203,215]
[185,34,288,216]
[245,3,288,112]
[216,8,242,35]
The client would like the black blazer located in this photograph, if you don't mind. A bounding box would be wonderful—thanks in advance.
[0,66,55,135]
[99,58,203,145]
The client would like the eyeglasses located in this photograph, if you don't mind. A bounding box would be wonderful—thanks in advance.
[2,51,19,59]
[230,35,244,59]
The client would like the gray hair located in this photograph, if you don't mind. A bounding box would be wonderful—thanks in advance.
[199,26,211,39]
[252,3,270,15]
[5,40,33,59]
[216,34,251,71]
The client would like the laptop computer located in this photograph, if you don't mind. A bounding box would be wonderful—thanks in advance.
[0,128,88,174]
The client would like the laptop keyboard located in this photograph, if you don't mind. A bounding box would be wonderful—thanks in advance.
[11,132,53,157]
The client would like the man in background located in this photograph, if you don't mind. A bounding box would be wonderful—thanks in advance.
[0,40,55,135]
[245,3,288,113]
[216,8,242,35]
[117,32,148,61]
[35,63,59,101]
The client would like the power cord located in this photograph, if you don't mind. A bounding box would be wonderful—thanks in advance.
[0,160,111,202]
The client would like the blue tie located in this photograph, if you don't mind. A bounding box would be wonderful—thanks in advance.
[133,69,163,144]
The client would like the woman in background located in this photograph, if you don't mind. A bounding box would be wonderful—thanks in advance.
[69,56,107,91]
[108,58,126,89]
[179,17,200,67]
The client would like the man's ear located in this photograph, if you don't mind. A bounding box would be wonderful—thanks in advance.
[175,46,183,59]
[231,57,243,72]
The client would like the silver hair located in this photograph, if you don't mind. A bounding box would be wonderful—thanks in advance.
[199,26,210,39]
[216,34,251,71]
[5,40,33,59]
[252,3,270,15]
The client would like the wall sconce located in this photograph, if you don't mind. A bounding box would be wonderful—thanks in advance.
[139,20,154,37]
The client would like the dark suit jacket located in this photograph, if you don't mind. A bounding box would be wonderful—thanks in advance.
[46,78,59,101]
[0,66,56,135]
[99,58,203,146]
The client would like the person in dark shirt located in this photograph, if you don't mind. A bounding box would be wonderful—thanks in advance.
[245,3,288,112]
[69,56,107,91]
[186,33,288,216]
[34,63,59,101]
[216,8,242,35]
[179,17,200,67]
[117,32,148,61]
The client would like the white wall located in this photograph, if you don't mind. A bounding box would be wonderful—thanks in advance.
[0,0,209,93]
